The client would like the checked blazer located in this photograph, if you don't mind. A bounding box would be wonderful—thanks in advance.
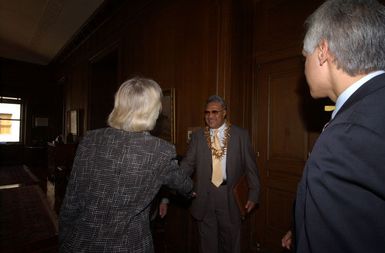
[59,128,193,253]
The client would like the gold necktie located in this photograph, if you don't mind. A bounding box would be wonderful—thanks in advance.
[211,129,223,187]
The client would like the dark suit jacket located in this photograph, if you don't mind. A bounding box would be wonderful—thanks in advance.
[181,124,259,222]
[59,128,193,253]
[295,73,385,253]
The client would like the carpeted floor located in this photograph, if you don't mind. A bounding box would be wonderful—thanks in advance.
[0,184,58,252]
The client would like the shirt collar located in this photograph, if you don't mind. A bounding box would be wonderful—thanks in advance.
[331,70,385,119]
[210,122,227,135]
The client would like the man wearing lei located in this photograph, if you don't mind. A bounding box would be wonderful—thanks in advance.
[181,95,260,253]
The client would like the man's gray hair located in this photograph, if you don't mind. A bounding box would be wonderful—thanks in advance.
[206,95,227,110]
[303,0,385,76]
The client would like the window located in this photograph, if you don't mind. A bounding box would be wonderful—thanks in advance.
[0,97,23,143]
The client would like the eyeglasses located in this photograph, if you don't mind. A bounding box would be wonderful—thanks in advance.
[204,109,224,116]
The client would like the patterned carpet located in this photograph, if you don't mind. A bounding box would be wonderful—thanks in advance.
[0,182,58,252]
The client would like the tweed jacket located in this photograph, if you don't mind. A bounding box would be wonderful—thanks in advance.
[180,124,259,221]
[59,128,193,253]
[295,74,385,253]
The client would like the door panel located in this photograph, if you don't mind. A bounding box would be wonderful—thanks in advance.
[253,56,322,252]
[269,70,308,162]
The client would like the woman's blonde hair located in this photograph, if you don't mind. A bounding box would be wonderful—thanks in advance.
[107,77,162,132]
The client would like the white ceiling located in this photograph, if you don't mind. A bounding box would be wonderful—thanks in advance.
[0,0,105,65]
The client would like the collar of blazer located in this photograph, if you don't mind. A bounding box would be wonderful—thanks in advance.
[333,73,385,119]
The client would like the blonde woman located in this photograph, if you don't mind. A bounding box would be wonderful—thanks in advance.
[59,77,193,253]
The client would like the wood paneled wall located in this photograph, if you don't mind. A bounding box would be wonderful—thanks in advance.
[53,0,251,154]
[52,0,333,252]
[53,1,250,252]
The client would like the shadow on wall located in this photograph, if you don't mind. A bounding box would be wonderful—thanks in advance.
[297,76,333,132]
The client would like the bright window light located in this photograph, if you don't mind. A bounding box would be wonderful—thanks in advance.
[0,97,22,143]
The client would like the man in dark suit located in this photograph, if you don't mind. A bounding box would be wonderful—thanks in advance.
[291,1,385,252]
[180,95,259,253]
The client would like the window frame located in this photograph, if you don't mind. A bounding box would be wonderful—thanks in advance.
[0,96,24,144]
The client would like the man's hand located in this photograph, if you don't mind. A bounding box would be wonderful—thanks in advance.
[245,200,256,213]
[159,203,168,218]
[281,230,293,250]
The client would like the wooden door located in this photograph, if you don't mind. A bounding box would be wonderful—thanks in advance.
[252,56,329,252]
[88,48,119,130]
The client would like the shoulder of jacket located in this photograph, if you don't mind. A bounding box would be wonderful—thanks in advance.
[230,124,245,133]
[151,135,175,150]
[191,127,205,137]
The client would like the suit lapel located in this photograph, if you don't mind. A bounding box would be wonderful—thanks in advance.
[226,127,236,182]
[199,129,214,183]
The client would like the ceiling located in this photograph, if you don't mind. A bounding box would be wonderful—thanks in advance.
[0,0,105,65]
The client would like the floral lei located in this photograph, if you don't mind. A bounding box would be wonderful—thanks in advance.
[204,122,231,159]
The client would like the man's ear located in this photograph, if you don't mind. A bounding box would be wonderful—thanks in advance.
[318,40,329,66]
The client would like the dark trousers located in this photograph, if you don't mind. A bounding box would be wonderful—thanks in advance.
[197,184,241,253]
